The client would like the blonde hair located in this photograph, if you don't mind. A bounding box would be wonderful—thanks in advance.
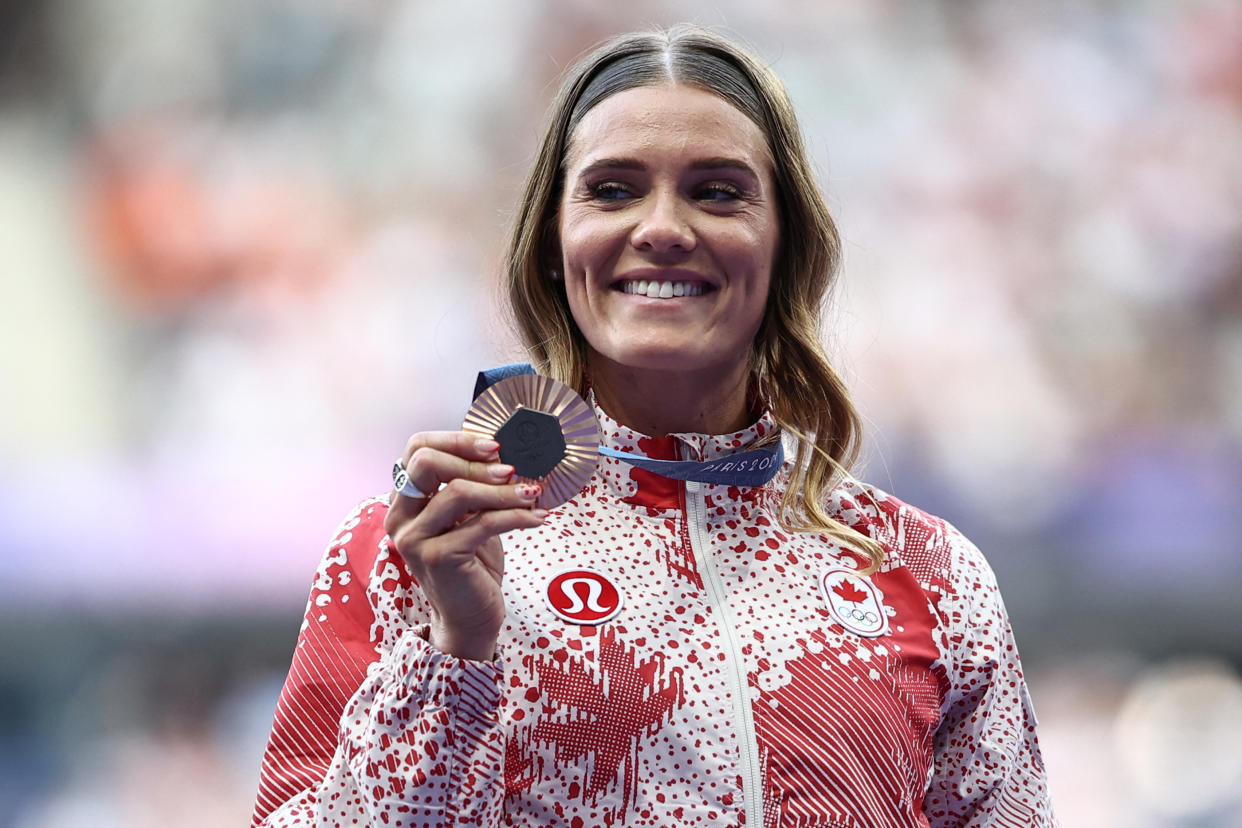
[505,26,883,571]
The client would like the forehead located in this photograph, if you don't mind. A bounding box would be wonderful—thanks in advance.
[564,84,773,170]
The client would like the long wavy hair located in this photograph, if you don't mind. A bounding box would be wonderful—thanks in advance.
[505,25,883,570]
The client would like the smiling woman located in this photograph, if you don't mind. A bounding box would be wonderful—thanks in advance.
[558,84,780,435]
[252,25,1057,828]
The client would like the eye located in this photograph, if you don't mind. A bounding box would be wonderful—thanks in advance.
[589,181,634,201]
[695,181,744,202]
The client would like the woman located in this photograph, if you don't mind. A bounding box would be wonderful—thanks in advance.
[253,26,1055,827]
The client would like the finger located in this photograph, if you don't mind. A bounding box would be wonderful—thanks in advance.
[403,431,500,465]
[439,507,549,553]
[392,447,514,506]
[410,507,547,576]
[392,502,545,575]
[407,479,543,540]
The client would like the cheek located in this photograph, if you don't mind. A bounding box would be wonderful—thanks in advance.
[751,217,780,292]
[732,228,777,327]
[560,211,628,273]
[562,277,592,328]
[558,211,591,266]
[559,264,602,338]
[731,226,778,290]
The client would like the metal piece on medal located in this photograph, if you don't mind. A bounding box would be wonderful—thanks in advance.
[462,374,600,509]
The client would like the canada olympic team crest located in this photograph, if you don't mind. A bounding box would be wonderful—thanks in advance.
[819,566,891,638]
[545,568,624,625]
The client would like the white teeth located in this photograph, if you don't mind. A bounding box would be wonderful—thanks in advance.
[619,279,706,298]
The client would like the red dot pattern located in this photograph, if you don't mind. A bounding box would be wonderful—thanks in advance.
[251,406,1056,827]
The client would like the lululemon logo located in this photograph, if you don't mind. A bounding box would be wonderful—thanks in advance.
[819,566,891,638]
[545,569,623,625]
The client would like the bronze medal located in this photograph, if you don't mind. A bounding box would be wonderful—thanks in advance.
[463,374,599,509]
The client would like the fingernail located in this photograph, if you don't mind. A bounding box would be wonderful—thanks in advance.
[475,438,500,454]
[489,464,515,481]
[517,483,541,500]
[532,509,550,520]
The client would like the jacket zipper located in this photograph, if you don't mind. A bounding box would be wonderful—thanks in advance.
[684,480,762,825]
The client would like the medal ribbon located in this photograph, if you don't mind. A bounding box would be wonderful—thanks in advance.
[474,364,784,488]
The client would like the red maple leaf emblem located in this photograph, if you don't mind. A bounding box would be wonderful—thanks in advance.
[832,579,868,604]
[523,628,685,821]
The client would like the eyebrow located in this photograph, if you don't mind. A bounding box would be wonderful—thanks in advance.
[573,156,762,179]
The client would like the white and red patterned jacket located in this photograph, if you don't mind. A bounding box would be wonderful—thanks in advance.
[252,407,1055,827]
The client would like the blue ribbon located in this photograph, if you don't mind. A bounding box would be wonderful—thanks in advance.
[473,362,539,400]
[473,363,783,488]
[597,443,783,487]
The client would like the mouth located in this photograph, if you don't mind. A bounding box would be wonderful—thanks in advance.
[613,278,714,299]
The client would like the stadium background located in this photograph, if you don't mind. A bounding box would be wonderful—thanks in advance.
[2,1,1241,825]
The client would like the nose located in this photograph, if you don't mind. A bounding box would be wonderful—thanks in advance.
[629,190,696,254]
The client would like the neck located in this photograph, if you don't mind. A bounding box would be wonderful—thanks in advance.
[586,354,755,437]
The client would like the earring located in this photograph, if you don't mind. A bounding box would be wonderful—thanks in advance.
[549,267,562,281]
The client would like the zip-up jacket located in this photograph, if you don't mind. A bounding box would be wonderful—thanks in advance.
[252,405,1056,827]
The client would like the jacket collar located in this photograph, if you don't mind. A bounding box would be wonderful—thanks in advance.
[588,393,782,508]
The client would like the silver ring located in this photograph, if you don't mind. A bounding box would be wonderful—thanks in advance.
[392,459,428,499]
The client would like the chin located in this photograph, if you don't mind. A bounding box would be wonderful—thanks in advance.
[593,341,738,376]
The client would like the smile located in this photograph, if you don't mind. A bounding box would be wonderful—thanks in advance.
[616,279,710,299]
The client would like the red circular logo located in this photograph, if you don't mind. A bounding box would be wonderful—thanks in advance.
[545,569,623,625]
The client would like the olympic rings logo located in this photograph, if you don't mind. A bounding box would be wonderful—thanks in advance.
[837,605,879,625]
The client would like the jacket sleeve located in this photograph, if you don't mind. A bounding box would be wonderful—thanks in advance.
[251,496,509,827]
[923,528,1057,827]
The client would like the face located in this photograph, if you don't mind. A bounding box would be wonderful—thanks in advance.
[557,83,780,382]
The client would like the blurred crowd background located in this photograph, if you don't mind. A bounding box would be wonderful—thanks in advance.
[2,1,1241,825]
